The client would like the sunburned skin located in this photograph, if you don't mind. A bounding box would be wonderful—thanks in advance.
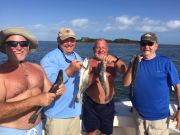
[0,61,49,129]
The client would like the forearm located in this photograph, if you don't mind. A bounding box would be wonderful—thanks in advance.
[0,96,38,120]
[115,60,127,74]
[122,63,133,87]
[66,66,74,77]
[175,84,180,107]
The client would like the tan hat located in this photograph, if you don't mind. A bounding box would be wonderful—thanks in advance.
[58,28,76,40]
[141,32,158,42]
[0,27,38,54]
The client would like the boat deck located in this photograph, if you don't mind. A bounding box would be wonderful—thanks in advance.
[82,101,180,135]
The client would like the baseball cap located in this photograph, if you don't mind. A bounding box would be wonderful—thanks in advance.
[140,32,158,42]
[58,28,76,40]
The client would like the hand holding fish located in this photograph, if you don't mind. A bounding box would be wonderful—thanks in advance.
[102,55,118,63]
[29,69,64,123]
[66,60,82,77]
[174,109,180,128]
[35,92,57,107]
[130,55,143,65]
[55,83,66,96]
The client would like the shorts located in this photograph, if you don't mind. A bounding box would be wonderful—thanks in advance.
[133,108,169,135]
[82,94,115,134]
[0,121,42,135]
[45,117,80,135]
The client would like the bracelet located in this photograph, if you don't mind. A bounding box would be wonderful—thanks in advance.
[114,56,119,63]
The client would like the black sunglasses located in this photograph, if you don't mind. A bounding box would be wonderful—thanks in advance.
[140,41,154,47]
[5,41,29,47]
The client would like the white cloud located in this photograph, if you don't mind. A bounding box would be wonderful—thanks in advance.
[103,25,114,32]
[31,24,46,29]
[115,16,139,26]
[142,18,161,25]
[113,15,180,33]
[71,19,89,29]
[25,16,180,41]
[136,25,167,32]
[166,20,180,29]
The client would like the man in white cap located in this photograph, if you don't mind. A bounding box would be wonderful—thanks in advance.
[0,27,65,135]
[41,28,82,135]
[123,32,180,135]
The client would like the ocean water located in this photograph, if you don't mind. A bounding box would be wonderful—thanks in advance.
[0,41,180,102]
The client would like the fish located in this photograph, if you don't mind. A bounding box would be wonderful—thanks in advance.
[131,55,141,86]
[29,69,63,124]
[130,55,140,100]
[99,60,109,100]
[76,58,90,102]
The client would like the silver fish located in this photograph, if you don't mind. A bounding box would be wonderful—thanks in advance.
[99,61,109,100]
[76,58,90,102]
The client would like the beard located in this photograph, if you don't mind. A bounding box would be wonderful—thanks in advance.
[95,54,106,61]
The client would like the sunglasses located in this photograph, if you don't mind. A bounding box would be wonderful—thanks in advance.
[140,41,154,47]
[5,41,29,47]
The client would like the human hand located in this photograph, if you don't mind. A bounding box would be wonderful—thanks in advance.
[103,55,118,63]
[55,83,66,96]
[130,55,143,65]
[66,60,82,76]
[175,110,180,128]
[35,93,56,107]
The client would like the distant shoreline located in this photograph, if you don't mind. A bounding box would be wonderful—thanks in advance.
[77,37,139,44]
[38,40,180,46]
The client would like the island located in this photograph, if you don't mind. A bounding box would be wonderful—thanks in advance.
[77,37,139,44]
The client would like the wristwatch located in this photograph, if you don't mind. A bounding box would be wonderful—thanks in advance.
[178,107,180,110]
[114,56,119,63]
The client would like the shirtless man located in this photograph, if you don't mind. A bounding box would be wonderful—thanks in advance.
[0,27,65,135]
[82,38,127,135]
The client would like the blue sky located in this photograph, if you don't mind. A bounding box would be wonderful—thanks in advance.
[0,0,180,44]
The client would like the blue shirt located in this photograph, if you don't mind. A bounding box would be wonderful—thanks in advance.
[40,48,82,118]
[132,54,180,120]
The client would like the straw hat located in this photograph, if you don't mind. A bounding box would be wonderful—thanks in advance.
[0,27,38,53]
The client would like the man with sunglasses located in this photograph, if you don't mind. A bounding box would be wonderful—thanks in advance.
[40,28,82,135]
[0,27,65,135]
[123,32,180,135]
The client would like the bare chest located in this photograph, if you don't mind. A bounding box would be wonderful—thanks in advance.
[4,64,44,99]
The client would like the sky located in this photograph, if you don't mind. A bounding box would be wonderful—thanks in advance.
[0,0,180,45]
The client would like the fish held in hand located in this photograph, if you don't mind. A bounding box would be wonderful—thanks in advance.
[130,55,141,100]
[76,58,90,102]
[29,70,63,124]
[99,61,109,101]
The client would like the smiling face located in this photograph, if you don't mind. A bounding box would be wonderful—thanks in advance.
[93,39,108,60]
[5,35,29,62]
[140,41,158,60]
[58,37,76,54]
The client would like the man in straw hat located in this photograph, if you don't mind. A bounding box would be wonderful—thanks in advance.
[41,27,82,135]
[123,32,180,135]
[0,27,65,135]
